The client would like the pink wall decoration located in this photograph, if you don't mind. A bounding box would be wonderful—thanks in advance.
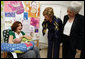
[5,1,24,14]
[4,1,13,12]
[30,17,39,29]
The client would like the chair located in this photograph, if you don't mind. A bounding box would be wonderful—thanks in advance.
[2,29,17,58]
[2,29,38,58]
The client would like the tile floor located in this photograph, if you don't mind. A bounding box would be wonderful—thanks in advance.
[40,46,81,58]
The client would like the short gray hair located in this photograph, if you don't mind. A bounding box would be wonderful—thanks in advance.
[68,1,82,14]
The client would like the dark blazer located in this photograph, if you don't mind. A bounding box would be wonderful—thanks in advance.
[62,14,84,50]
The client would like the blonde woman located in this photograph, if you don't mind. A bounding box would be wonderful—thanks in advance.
[42,7,63,58]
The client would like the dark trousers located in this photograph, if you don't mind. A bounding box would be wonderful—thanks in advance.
[62,35,76,58]
[47,37,60,58]
[80,49,84,58]
[17,47,40,58]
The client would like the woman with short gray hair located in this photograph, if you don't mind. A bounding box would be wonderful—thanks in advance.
[62,1,84,58]
[68,1,82,14]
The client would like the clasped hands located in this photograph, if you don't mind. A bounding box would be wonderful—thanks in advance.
[13,35,32,44]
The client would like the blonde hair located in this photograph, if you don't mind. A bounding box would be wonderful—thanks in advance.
[43,7,54,18]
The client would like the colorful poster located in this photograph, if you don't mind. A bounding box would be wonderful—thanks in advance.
[1,1,4,12]
[23,1,31,12]
[30,17,39,28]
[22,20,31,33]
[1,1,4,19]
[5,12,15,17]
[29,25,35,32]
[24,12,28,20]
[23,1,40,17]
[29,1,40,17]
[4,1,13,12]
[1,1,4,42]
[32,33,40,40]
[15,13,24,21]
[5,20,13,29]
[35,29,39,33]
[4,17,15,29]
[4,1,24,14]
[1,17,4,30]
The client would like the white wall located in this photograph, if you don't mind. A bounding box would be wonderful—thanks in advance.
[39,1,84,15]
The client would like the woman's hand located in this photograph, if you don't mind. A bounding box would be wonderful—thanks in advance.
[19,35,24,39]
[8,35,14,44]
[13,38,22,44]
[28,36,32,40]
[24,35,32,40]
